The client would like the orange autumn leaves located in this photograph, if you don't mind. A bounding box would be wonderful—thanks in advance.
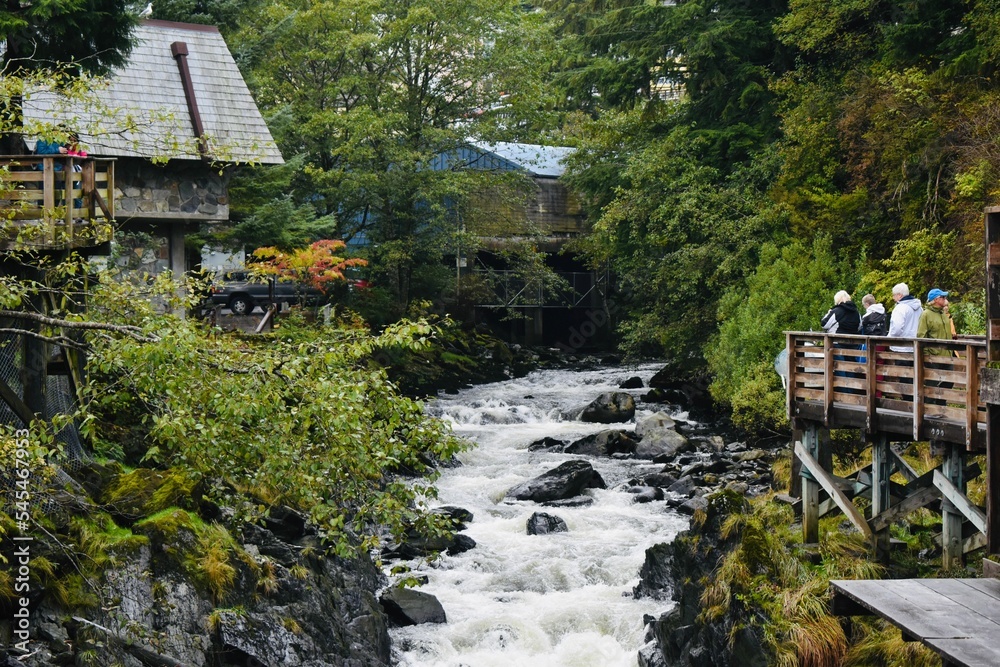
[251,240,367,293]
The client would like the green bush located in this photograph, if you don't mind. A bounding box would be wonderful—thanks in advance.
[706,236,857,430]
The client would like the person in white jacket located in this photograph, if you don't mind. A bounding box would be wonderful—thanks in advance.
[888,282,922,352]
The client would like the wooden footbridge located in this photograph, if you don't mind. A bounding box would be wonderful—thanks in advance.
[783,208,1000,667]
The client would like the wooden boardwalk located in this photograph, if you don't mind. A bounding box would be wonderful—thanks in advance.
[831,578,1000,667]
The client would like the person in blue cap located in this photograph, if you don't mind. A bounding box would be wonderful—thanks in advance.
[917,288,953,357]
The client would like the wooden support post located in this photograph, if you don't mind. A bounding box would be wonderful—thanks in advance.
[941,443,966,569]
[801,423,820,544]
[871,433,892,561]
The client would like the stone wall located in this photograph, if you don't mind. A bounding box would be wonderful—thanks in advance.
[114,158,231,220]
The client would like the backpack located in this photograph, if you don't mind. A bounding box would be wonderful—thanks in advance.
[862,311,887,336]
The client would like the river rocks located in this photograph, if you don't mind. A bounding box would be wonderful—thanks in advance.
[380,587,447,626]
[619,376,644,389]
[644,368,715,421]
[506,460,607,502]
[565,429,638,456]
[526,512,568,534]
[579,392,636,423]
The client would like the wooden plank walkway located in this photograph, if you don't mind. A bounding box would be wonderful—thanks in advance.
[831,578,1000,667]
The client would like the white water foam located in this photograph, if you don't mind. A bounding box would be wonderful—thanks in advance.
[390,365,690,667]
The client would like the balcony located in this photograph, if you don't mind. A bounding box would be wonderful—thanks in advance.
[0,155,115,251]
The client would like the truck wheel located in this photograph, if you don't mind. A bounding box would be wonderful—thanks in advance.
[229,294,254,315]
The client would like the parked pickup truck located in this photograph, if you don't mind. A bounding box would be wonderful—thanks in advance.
[207,271,324,315]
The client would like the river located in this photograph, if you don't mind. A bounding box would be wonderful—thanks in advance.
[389,364,691,667]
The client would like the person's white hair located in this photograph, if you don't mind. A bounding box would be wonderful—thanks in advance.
[892,283,909,297]
[834,290,852,305]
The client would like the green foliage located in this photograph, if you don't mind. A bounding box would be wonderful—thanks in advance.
[0,0,137,75]
[707,237,857,430]
[84,275,466,558]
[857,229,980,305]
[229,0,558,315]
[571,117,786,360]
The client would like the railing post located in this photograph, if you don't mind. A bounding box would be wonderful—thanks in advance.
[824,335,833,427]
[913,339,925,441]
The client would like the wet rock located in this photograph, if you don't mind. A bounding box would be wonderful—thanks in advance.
[565,429,638,457]
[433,505,474,529]
[380,588,447,626]
[627,486,664,503]
[544,496,595,508]
[678,496,709,516]
[635,430,690,462]
[382,532,476,560]
[506,460,607,502]
[638,641,668,667]
[619,376,644,389]
[635,412,676,438]
[527,436,567,452]
[579,392,636,424]
[526,512,568,535]
[639,472,677,488]
[667,477,697,497]
[633,542,674,600]
[262,505,309,541]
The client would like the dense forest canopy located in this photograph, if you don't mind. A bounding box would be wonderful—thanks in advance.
[152,0,1000,429]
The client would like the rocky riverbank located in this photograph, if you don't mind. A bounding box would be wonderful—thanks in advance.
[0,462,392,667]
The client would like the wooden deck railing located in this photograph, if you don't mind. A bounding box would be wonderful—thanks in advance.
[786,332,987,449]
[0,155,115,250]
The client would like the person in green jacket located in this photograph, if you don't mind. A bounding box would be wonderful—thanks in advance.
[917,288,953,357]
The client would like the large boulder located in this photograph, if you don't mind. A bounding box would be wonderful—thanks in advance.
[565,429,638,457]
[380,587,447,626]
[634,430,691,462]
[579,392,636,423]
[526,512,568,535]
[505,460,607,502]
[635,412,676,439]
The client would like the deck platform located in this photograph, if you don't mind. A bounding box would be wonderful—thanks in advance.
[831,578,1000,667]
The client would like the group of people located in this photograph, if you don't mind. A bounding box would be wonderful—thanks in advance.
[820,283,954,348]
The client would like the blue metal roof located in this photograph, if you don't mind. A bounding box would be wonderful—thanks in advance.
[467,141,575,177]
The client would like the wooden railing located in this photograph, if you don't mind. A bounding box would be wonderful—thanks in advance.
[0,155,115,250]
[786,332,987,449]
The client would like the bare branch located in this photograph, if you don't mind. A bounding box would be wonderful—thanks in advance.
[0,310,159,342]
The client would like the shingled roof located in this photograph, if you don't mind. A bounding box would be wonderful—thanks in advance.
[25,20,282,164]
